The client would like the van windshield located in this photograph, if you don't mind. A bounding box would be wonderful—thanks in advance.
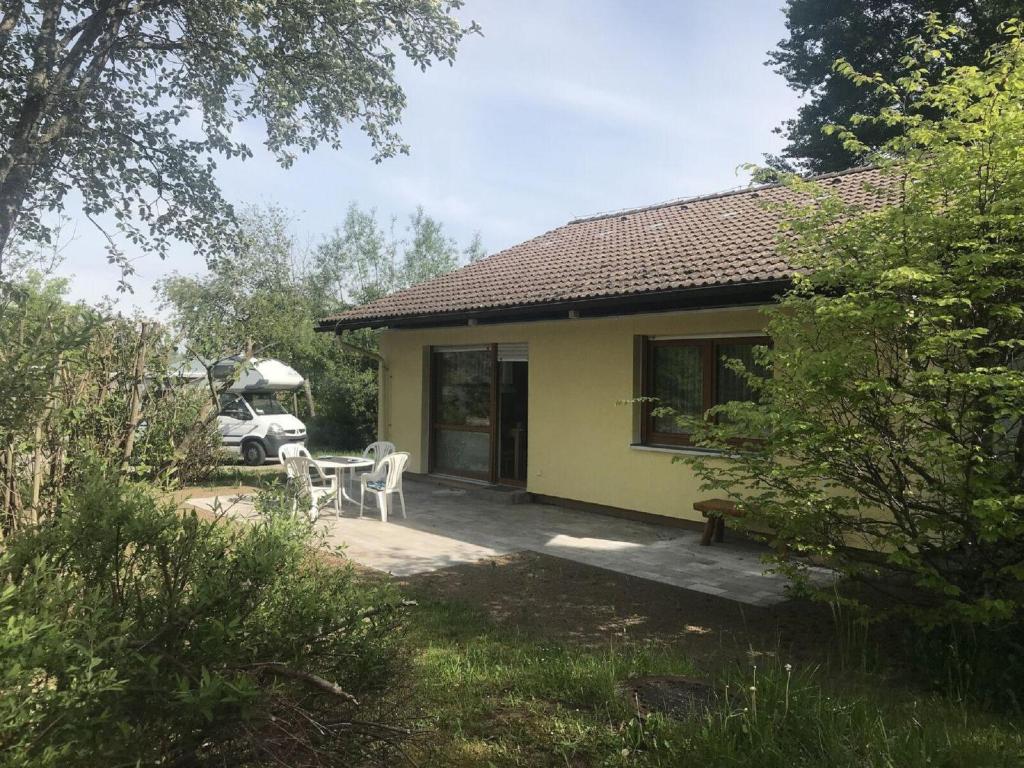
[245,393,290,416]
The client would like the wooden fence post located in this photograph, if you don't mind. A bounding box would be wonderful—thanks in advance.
[30,354,65,517]
[121,323,149,471]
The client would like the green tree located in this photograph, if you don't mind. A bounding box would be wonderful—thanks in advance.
[158,205,314,362]
[768,0,1022,172]
[311,203,470,305]
[402,206,461,288]
[159,203,477,448]
[307,204,473,445]
[688,20,1024,627]
[0,0,476,277]
[158,204,352,438]
[464,231,487,263]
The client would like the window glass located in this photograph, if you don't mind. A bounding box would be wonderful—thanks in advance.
[645,337,769,444]
[652,344,703,433]
[434,429,490,475]
[434,350,492,427]
[715,342,764,406]
[246,393,289,416]
[218,395,249,420]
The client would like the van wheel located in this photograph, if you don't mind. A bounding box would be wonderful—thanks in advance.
[242,441,266,466]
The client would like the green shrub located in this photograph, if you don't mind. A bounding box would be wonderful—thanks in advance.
[0,553,126,767]
[133,384,222,485]
[686,21,1024,629]
[897,622,1024,711]
[0,468,406,767]
[1,276,228,535]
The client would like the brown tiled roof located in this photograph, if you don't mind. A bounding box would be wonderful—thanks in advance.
[318,167,896,330]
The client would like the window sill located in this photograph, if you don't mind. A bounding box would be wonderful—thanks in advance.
[629,443,734,458]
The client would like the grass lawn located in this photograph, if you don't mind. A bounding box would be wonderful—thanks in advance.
[393,557,1023,767]
[173,480,1024,767]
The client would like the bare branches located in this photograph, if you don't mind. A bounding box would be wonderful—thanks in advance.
[242,662,360,706]
[119,322,148,471]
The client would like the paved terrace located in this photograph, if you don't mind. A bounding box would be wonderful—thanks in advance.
[188,478,830,607]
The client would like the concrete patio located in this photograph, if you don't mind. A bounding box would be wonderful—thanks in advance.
[188,477,829,607]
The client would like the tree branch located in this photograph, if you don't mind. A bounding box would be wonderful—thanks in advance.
[0,0,23,55]
[241,662,359,706]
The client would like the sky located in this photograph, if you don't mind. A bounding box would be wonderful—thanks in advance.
[54,1,802,315]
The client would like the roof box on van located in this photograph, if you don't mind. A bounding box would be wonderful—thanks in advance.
[171,355,305,393]
[228,358,304,393]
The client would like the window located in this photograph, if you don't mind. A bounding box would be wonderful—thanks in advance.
[245,393,289,416]
[218,394,251,421]
[429,344,531,485]
[641,337,768,446]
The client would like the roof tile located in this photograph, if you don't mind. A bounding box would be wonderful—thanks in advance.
[320,167,896,328]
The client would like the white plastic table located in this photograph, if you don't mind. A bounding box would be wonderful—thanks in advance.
[314,456,374,510]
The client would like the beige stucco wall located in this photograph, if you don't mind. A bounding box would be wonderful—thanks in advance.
[375,306,767,522]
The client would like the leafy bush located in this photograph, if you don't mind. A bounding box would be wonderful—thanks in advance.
[0,468,407,767]
[0,276,226,534]
[307,350,378,449]
[686,21,1024,628]
[133,383,222,485]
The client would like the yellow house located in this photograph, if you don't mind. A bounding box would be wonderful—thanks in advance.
[316,168,890,525]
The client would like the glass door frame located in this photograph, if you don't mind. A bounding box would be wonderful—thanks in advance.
[428,344,499,483]
[496,358,529,487]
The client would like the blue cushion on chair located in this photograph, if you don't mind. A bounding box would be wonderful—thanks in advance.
[367,480,386,491]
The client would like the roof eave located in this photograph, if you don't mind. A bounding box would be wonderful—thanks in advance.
[315,278,792,334]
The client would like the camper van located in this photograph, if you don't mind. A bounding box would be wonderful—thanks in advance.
[173,356,308,465]
[215,358,308,465]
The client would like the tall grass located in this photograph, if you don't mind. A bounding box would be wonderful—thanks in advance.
[401,598,1024,767]
[666,659,1022,768]
[405,598,695,766]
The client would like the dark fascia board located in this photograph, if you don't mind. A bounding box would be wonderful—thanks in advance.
[315,279,791,334]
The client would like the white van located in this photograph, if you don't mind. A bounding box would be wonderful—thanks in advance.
[212,357,309,465]
[217,391,307,465]
[169,355,309,465]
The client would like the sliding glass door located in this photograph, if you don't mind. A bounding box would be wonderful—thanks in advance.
[430,347,494,480]
[430,344,529,484]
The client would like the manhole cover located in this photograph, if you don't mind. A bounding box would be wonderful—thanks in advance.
[618,675,717,719]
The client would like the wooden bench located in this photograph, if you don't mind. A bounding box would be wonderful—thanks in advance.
[693,498,742,546]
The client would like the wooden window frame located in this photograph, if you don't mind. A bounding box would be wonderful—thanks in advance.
[640,336,768,448]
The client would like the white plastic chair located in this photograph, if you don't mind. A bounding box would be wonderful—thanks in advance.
[355,441,396,496]
[362,441,396,468]
[278,443,311,477]
[359,452,409,523]
[283,455,337,522]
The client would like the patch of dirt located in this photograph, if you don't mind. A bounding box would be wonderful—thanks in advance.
[398,551,840,669]
[168,483,262,509]
[619,675,718,719]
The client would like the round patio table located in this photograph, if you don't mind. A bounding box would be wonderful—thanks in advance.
[314,456,374,511]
